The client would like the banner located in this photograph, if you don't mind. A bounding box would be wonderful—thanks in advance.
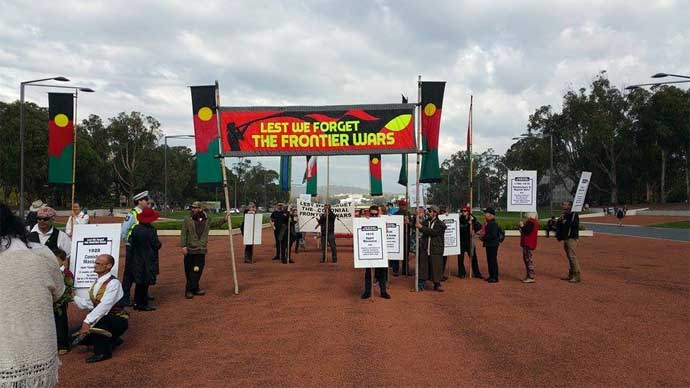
[191,85,222,184]
[279,156,291,192]
[219,104,416,156]
[296,200,354,234]
[369,154,382,196]
[382,215,404,261]
[507,170,538,212]
[420,81,446,183]
[353,217,388,268]
[69,224,121,299]
[304,156,317,196]
[48,92,74,184]
[439,214,460,256]
[242,213,263,245]
[572,171,592,212]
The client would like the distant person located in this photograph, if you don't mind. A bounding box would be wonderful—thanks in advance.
[129,208,161,311]
[317,204,337,263]
[181,202,210,299]
[26,199,46,230]
[0,202,64,386]
[392,199,411,276]
[439,205,450,281]
[361,206,390,299]
[72,254,129,363]
[270,203,289,261]
[120,190,150,306]
[66,201,90,237]
[241,202,258,263]
[458,206,483,278]
[28,206,71,257]
[616,206,625,227]
[288,207,299,259]
[52,248,74,354]
[479,207,503,283]
[556,201,581,283]
[416,205,446,292]
[546,216,557,238]
[519,212,539,283]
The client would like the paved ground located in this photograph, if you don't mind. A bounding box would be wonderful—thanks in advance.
[581,215,689,226]
[58,230,689,387]
[583,222,690,242]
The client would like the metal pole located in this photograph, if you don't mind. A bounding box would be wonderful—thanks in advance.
[468,95,474,280]
[214,81,239,294]
[549,133,554,217]
[323,156,330,261]
[69,90,78,236]
[164,136,168,213]
[19,83,25,217]
[414,75,421,292]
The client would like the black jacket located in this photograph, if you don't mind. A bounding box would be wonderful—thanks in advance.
[317,210,336,235]
[481,219,500,248]
[419,217,447,256]
[130,223,162,285]
[459,213,481,246]
[556,212,579,240]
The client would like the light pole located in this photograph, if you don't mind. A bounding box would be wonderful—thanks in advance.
[19,76,70,217]
[513,131,554,216]
[163,134,194,212]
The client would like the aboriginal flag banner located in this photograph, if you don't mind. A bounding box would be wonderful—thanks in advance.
[218,104,416,157]
[420,82,446,183]
[369,154,383,196]
[191,85,222,184]
[48,93,74,184]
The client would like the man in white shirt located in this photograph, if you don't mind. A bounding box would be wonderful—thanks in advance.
[65,201,90,238]
[73,254,128,363]
[27,206,71,257]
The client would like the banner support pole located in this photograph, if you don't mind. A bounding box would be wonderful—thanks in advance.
[70,89,78,236]
[468,95,474,280]
[414,75,422,292]
[287,157,292,265]
[215,81,239,294]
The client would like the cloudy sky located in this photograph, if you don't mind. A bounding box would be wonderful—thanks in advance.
[1,0,688,193]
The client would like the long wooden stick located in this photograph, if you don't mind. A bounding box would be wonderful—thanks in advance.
[414,75,421,292]
[70,90,78,236]
[468,95,474,280]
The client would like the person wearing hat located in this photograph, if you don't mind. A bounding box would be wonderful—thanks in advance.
[181,202,210,299]
[479,207,502,283]
[458,205,483,278]
[28,206,72,257]
[26,199,46,230]
[393,199,411,276]
[415,205,447,291]
[361,205,391,299]
[129,207,161,311]
[270,203,289,262]
[120,191,150,306]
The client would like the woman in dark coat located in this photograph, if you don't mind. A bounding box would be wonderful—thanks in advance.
[130,207,161,311]
[416,205,447,292]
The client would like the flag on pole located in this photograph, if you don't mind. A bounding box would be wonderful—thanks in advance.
[191,85,222,184]
[48,92,74,184]
[303,156,318,196]
[467,96,473,153]
[419,81,446,183]
[279,156,291,192]
[398,94,409,187]
[369,154,383,196]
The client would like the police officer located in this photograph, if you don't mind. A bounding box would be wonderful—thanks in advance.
[119,191,150,306]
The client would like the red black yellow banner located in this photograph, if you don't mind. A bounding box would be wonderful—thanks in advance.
[369,154,382,196]
[420,81,446,183]
[48,93,74,184]
[218,104,416,157]
[191,85,222,184]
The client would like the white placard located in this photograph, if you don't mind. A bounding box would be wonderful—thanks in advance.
[299,194,312,203]
[297,200,354,234]
[70,224,121,291]
[507,170,538,212]
[572,171,592,212]
[381,215,404,261]
[353,217,389,268]
[409,184,425,207]
[439,213,461,256]
[243,213,263,245]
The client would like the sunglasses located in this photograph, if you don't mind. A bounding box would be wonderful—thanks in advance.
[370,212,379,216]
[37,217,52,221]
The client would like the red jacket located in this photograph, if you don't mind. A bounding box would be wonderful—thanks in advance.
[520,218,539,250]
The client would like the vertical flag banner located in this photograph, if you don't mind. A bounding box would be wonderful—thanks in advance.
[191,85,222,184]
[420,81,446,183]
[369,154,383,196]
[398,94,409,187]
[280,155,291,192]
[48,92,74,184]
[304,156,318,196]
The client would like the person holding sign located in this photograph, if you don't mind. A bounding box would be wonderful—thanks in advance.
[458,206,483,279]
[416,205,447,292]
[519,213,539,283]
[241,202,257,263]
[393,199,411,276]
[181,202,210,299]
[556,201,581,283]
[72,254,129,363]
[360,206,391,300]
[318,204,337,263]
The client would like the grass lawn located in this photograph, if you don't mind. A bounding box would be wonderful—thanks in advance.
[649,220,690,229]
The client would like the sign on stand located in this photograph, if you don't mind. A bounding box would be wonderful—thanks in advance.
[243,213,263,245]
[439,213,460,256]
[69,224,121,298]
[507,170,537,212]
[381,215,404,261]
[353,217,388,268]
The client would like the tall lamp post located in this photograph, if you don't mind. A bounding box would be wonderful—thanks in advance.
[163,134,195,212]
[513,131,554,216]
[19,76,70,217]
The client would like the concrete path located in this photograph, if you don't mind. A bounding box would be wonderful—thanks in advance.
[583,222,690,242]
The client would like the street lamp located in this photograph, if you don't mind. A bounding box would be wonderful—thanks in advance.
[513,131,555,216]
[163,134,195,211]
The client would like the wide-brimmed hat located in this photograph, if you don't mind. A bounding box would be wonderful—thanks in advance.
[30,200,46,212]
[428,205,440,213]
[483,207,496,216]
[37,206,56,219]
[137,208,159,223]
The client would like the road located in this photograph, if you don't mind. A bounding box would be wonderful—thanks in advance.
[583,222,690,242]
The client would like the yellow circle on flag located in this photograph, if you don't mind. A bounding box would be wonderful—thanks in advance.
[372,157,379,165]
[424,103,437,116]
[54,114,69,127]
[198,107,213,121]
[193,266,200,272]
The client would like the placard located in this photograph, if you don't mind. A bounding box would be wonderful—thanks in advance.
[572,171,592,212]
[507,170,537,212]
[299,194,312,203]
[439,213,460,256]
[243,213,263,245]
[381,215,404,261]
[296,200,354,234]
[69,224,121,292]
[353,217,388,268]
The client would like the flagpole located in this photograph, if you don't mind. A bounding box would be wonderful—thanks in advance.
[414,75,422,292]
[287,157,292,265]
[468,95,475,280]
[404,154,409,275]
[324,155,330,261]
[70,89,78,236]
[215,81,239,294]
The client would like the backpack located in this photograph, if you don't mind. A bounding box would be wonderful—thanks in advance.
[498,226,505,243]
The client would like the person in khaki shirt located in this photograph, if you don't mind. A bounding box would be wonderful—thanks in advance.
[181,201,211,299]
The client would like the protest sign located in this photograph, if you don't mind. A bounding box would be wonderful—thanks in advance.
[439,213,460,256]
[353,217,388,268]
[381,215,404,261]
[572,171,592,212]
[297,200,354,234]
[69,224,121,299]
[243,213,263,245]
[507,170,537,212]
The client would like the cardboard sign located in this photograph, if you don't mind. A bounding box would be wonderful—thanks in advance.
[70,224,121,292]
[296,200,354,234]
[507,170,537,212]
[353,217,388,268]
[439,214,460,256]
[381,215,404,261]
[243,213,263,245]
[572,171,592,212]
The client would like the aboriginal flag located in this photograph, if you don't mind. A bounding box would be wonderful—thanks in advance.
[369,154,382,196]
[420,82,446,183]
[48,93,74,184]
[398,94,409,187]
[191,85,222,184]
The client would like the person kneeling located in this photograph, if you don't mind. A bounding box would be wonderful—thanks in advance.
[361,206,390,299]
[73,254,129,363]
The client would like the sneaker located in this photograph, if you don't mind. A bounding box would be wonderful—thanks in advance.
[522,277,535,283]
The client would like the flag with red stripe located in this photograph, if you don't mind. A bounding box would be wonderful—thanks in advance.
[48,92,74,184]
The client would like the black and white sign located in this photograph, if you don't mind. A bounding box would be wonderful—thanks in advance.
[439,214,460,256]
[296,200,354,234]
[381,215,404,261]
[572,171,592,212]
[507,170,537,212]
[243,213,263,245]
[69,224,121,292]
[353,217,388,268]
